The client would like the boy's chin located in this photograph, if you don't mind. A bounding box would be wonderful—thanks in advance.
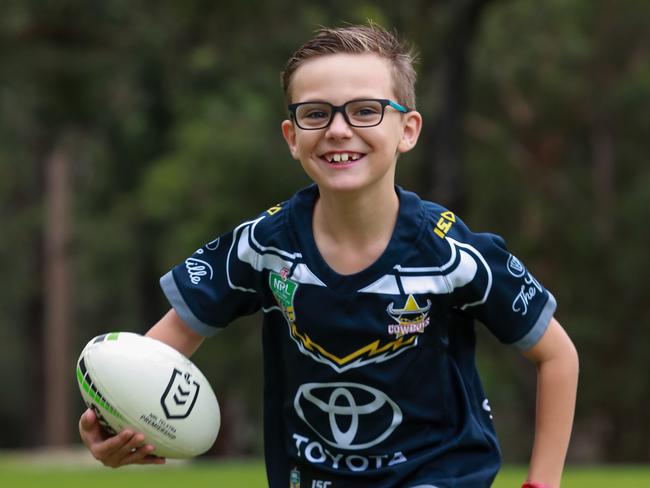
[314,176,394,196]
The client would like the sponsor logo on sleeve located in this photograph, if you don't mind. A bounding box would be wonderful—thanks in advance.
[512,274,543,316]
[507,254,544,316]
[185,257,214,284]
[205,237,220,251]
[506,254,526,278]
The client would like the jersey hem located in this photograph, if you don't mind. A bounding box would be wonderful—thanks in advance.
[160,271,221,337]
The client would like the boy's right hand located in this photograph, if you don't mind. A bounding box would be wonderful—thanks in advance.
[78,408,166,467]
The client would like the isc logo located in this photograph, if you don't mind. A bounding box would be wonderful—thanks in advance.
[433,211,456,239]
[311,481,332,488]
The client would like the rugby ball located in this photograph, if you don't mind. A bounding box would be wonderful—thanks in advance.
[76,332,220,459]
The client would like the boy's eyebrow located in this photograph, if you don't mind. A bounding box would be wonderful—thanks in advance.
[293,96,390,103]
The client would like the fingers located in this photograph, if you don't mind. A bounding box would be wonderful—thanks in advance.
[79,408,105,446]
[94,430,141,468]
[122,444,167,466]
[113,434,166,467]
[93,429,138,461]
[78,408,165,468]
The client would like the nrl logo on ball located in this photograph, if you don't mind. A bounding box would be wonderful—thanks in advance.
[161,368,201,419]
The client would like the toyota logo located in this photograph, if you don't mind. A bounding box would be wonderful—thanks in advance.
[294,382,402,450]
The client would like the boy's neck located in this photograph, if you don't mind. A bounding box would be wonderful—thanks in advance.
[312,184,399,272]
[315,185,398,238]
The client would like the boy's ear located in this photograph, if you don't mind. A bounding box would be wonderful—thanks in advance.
[281,119,299,160]
[397,110,423,154]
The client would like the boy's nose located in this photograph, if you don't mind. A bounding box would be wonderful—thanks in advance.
[326,111,353,137]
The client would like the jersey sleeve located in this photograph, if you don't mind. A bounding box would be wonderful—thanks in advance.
[444,216,557,351]
[159,222,262,337]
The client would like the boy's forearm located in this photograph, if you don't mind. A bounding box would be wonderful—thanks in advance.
[146,308,205,357]
[526,349,579,488]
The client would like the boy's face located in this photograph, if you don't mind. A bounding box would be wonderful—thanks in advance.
[281,53,422,196]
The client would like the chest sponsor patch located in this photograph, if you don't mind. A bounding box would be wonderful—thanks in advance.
[293,382,407,473]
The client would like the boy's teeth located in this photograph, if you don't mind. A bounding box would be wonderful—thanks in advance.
[326,152,360,163]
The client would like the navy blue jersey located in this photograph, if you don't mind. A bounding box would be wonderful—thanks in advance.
[160,185,556,488]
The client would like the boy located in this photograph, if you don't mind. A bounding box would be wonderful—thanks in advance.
[79,24,578,488]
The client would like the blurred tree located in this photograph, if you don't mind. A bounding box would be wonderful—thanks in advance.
[43,136,73,445]
[466,0,650,462]
[415,0,497,212]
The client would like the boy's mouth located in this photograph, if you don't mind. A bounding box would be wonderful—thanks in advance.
[319,151,365,164]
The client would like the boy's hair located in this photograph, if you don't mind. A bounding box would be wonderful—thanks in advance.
[282,23,417,109]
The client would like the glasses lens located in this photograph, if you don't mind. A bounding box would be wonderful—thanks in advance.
[345,100,383,127]
[295,103,332,129]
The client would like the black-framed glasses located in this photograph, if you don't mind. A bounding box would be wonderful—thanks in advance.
[288,98,409,130]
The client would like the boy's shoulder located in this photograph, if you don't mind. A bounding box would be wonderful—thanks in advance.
[407,189,507,258]
[238,186,315,249]
[246,185,506,261]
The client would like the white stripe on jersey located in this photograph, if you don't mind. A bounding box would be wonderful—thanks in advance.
[358,237,492,309]
[230,218,326,288]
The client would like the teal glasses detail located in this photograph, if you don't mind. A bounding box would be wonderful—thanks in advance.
[288,99,409,130]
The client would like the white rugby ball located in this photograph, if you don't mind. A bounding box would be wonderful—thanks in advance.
[76,332,220,459]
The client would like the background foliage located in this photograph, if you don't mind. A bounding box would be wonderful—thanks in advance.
[1,0,648,464]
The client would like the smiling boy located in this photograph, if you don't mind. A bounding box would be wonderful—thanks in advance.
[79,24,578,488]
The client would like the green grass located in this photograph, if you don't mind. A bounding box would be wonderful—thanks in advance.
[1,459,649,487]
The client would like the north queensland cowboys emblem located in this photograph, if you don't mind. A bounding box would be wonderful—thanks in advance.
[160,368,200,419]
[387,295,431,338]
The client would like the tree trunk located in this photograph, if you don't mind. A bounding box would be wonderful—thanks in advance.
[43,139,73,446]
[419,0,495,213]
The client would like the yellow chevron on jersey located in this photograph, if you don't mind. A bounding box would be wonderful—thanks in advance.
[270,269,420,371]
[289,321,417,368]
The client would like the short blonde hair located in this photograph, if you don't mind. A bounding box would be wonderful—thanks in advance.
[282,23,417,109]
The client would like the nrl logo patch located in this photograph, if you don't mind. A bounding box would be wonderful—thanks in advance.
[387,295,432,338]
[160,368,200,419]
[269,270,298,322]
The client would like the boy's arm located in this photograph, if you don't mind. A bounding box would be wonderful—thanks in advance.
[146,308,205,357]
[78,308,204,467]
[521,317,579,488]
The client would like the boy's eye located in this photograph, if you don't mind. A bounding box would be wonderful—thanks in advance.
[348,102,382,119]
[297,104,331,122]
[356,107,379,117]
[303,110,329,119]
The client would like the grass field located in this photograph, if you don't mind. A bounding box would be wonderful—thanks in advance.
[1,456,649,487]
